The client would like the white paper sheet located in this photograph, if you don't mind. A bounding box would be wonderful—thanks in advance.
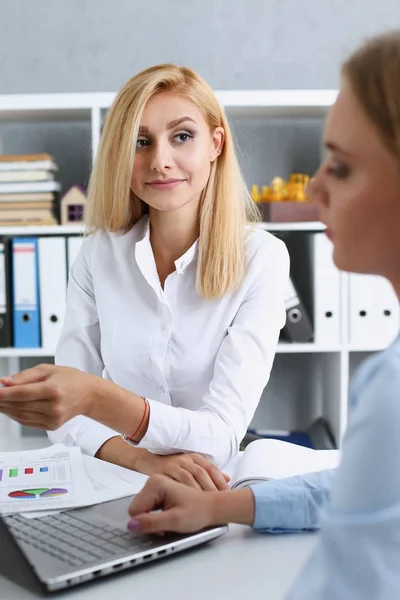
[0,444,91,514]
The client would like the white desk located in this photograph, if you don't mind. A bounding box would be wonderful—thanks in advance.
[0,437,317,599]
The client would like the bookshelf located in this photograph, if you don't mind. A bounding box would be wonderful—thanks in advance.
[0,89,394,449]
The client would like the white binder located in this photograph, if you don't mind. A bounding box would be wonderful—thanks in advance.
[313,233,341,346]
[67,236,83,274]
[349,273,399,349]
[38,237,67,352]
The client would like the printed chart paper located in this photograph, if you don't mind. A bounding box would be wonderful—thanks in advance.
[0,444,90,515]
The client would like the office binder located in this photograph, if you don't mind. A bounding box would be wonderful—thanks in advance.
[349,273,399,348]
[67,236,83,274]
[11,237,41,348]
[313,233,341,346]
[281,276,313,342]
[38,237,67,352]
[374,277,399,346]
[0,237,12,347]
[244,417,336,450]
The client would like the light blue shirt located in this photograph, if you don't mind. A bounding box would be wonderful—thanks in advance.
[251,468,335,532]
[253,335,400,599]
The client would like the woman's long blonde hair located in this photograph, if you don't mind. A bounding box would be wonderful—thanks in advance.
[342,30,400,162]
[85,64,259,299]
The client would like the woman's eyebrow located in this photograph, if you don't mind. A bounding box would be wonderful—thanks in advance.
[166,117,197,129]
[325,141,352,157]
[138,117,197,134]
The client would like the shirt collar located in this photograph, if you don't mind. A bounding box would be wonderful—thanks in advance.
[174,239,198,274]
[136,216,198,276]
[134,217,160,293]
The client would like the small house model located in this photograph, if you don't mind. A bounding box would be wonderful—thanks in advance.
[60,185,87,225]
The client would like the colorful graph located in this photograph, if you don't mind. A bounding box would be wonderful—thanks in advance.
[1,465,50,480]
[8,488,68,499]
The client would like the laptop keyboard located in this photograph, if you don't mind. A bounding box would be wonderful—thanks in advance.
[4,512,158,568]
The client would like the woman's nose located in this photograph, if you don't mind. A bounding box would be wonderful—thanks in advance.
[305,169,326,205]
[304,177,315,200]
[150,140,172,172]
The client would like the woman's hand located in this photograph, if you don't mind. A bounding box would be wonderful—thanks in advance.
[127,474,255,534]
[0,364,98,430]
[135,450,231,491]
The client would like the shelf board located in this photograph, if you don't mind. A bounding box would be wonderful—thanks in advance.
[346,345,386,353]
[277,343,384,353]
[0,348,55,357]
[0,90,338,122]
[276,343,342,353]
[0,344,384,358]
[219,90,337,118]
[0,222,323,236]
[0,343,344,357]
[0,224,84,236]
[260,221,325,232]
[0,92,116,109]
[0,92,113,122]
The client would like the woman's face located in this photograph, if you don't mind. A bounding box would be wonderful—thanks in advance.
[307,80,400,279]
[131,92,224,216]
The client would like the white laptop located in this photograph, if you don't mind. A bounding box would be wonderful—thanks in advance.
[0,495,227,593]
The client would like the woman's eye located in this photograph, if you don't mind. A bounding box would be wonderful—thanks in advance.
[173,132,193,143]
[136,138,149,149]
[326,162,350,179]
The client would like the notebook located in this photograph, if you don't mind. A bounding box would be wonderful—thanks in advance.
[230,438,340,489]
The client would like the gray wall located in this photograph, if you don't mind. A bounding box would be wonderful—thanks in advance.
[1,0,400,94]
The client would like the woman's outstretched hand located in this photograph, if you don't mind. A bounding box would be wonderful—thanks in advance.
[0,364,98,430]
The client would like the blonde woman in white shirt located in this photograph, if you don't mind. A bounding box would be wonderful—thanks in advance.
[0,64,289,490]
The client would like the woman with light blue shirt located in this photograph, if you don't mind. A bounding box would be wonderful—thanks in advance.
[127,30,400,598]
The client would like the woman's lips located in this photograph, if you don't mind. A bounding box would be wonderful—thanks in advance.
[147,179,185,190]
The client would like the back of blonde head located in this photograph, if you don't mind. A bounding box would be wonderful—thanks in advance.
[343,30,400,163]
[85,64,259,299]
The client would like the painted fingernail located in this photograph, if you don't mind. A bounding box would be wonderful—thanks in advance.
[127,519,141,533]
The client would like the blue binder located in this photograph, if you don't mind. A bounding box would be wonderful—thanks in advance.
[11,237,41,348]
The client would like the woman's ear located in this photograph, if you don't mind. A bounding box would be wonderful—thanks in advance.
[210,127,225,161]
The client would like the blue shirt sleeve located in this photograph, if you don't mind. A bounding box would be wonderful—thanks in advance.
[285,337,400,599]
[250,468,335,532]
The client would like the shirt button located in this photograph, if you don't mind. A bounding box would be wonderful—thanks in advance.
[161,323,168,330]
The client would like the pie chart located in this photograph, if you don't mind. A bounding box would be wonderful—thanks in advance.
[8,488,68,499]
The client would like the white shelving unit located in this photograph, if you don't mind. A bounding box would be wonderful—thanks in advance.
[0,89,390,449]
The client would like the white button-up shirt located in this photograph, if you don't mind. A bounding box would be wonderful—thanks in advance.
[49,216,289,467]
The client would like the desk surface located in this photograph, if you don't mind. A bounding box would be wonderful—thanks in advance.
[0,437,317,600]
[0,524,317,600]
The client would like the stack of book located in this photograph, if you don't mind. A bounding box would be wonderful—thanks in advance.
[0,154,61,226]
